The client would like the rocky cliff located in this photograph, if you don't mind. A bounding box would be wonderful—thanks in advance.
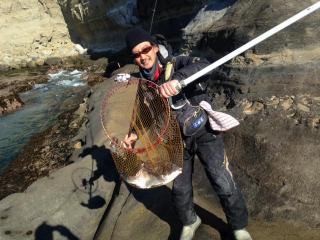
[57,0,138,52]
[0,0,77,70]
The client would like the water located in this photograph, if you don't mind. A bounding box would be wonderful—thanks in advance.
[0,70,88,174]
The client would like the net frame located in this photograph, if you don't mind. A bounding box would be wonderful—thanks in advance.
[100,77,183,188]
[101,78,170,153]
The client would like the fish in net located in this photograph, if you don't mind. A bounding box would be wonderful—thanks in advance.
[101,78,183,188]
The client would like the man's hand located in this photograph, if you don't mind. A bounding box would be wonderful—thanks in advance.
[159,80,181,98]
[121,133,138,149]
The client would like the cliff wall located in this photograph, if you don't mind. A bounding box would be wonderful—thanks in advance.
[0,0,77,70]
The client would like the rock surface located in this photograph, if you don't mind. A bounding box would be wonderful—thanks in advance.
[0,0,78,70]
[0,94,24,116]
[57,0,139,52]
[0,71,118,240]
[1,0,320,239]
[0,151,115,240]
[1,64,320,240]
[0,69,48,115]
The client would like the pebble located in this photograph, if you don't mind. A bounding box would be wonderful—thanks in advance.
[280,98,293,110]
[35,58,45,66]
[286,110,296,118]
[297,103,310,112]
[243,101,264,115]
[299,97,310,105]
[74,141,82,149]
[311,117,320,128]
[266,96,280,106]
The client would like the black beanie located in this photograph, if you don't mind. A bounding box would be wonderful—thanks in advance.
[125,28,155,51]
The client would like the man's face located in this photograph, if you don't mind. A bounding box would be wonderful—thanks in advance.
[132,41,159,70]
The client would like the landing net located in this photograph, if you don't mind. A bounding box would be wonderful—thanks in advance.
[101,78,183,188]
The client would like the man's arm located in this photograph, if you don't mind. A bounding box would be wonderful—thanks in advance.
[172,56,210,81]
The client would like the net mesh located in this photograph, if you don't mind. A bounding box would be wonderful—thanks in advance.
[101,78,183,188]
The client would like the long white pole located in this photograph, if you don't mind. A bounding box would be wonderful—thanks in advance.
[179,1,320,87]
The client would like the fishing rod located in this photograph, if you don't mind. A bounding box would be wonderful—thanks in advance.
[149,0,158,34]
[175,1,320,90]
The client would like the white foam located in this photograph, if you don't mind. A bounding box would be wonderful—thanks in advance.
[33,84,47,89]
[48,70,86,87]
[69,70,82,76]
[48,70,67,81]
[56,80,86,87]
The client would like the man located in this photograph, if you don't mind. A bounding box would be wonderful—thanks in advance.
[124,27,252,240]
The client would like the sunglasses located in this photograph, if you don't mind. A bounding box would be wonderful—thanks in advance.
[132,46,153,58]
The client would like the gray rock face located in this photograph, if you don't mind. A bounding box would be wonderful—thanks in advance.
[188,0,320,55]
[225,113,320,226]
[222,92,320,226]
[57,0,140,52]
[195,3,320,227]
[0,155,115,240]
[182,0,237,48]
[0,78,118,240]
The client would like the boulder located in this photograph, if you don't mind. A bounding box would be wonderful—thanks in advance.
[0,94,24,116]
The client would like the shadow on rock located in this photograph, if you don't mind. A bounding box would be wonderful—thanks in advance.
[77,145,229,238]
[78,145,120,183]
[204,0,237,11]
[70,145,121,210]
[194,205,230,240]
[128,185,182,240]
[71,166,107,210]
[80,195,106,209]
[128,185,229,240]
[35,221,79,240]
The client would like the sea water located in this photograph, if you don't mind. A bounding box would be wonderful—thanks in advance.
[0,70,88,174]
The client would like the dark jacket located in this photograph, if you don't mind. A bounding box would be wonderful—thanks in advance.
[141,54,212,107]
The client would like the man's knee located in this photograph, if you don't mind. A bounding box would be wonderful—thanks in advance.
[209,171,236,195]
[172,181,193,196]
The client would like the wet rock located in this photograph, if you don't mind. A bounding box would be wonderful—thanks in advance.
[0,94,24,115]
[0,95,88,200]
